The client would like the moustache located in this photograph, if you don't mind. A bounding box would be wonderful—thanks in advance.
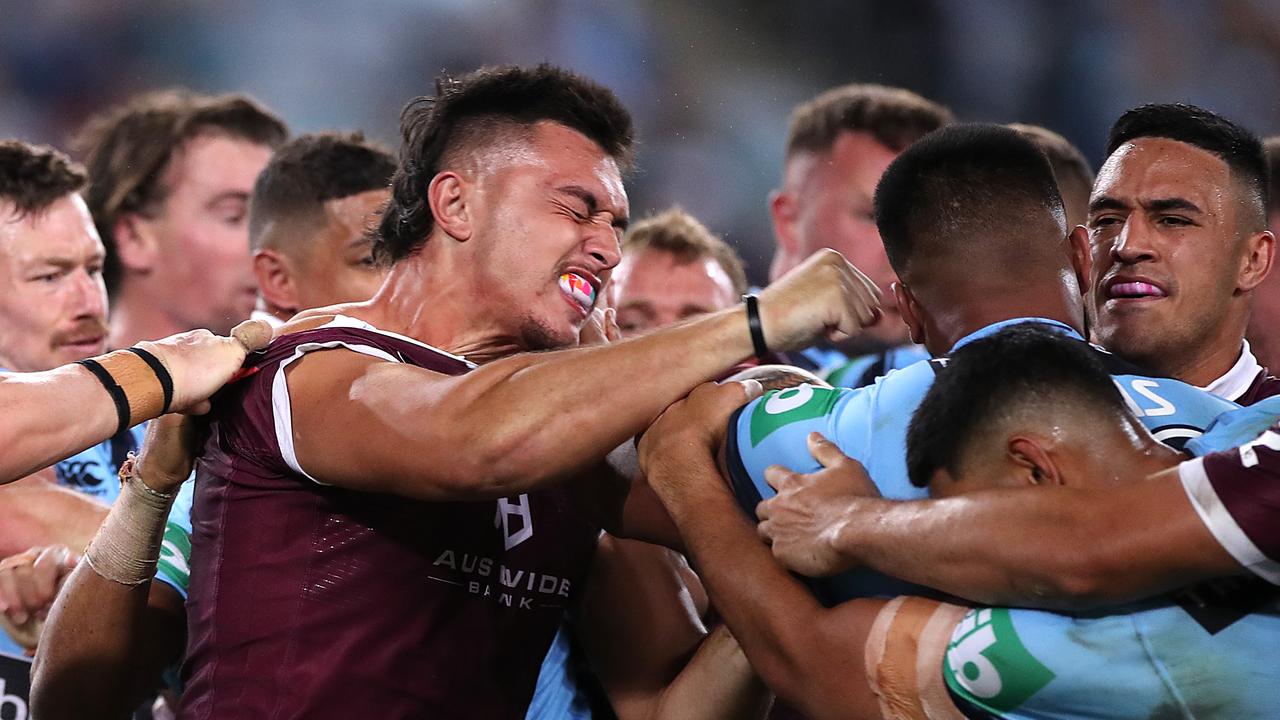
[51,317,110,346]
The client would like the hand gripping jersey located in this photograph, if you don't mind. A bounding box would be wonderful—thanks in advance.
[178,316,599,720]
[726,318,1239,602]
[942,407,1280,720]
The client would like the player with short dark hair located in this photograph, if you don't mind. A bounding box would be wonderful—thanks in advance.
[636,326,1280,719]
[1089,103,1277,404]
[77,89,288,344]
[1007,123,1094,230]
[1245,135,1280,368]
[76,63,876,720]
[249,132,396,322]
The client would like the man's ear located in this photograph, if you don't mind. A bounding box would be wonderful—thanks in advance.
[1068,225,1092,297]
[1007,436,1064,487]
[113,214,160,273]
[893,281,926,346]
[769,189,799,254]
[252,249,298,316]
[1238,229,1274,293]
[427,171,473,243]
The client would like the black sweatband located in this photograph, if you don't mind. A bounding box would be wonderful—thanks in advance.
[744,294,769,358]
[125,347,174,414]
[77,358,130,436]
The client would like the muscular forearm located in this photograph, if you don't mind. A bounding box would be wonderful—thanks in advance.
[31,568,182,720]
[0,367,118,482]
[840,473,1238,609]
[0,477,108,555]
[439,308,754,494]
[648,624,771,720]
[664,469,869,718]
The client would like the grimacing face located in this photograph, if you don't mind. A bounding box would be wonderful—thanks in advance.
[1088,137,1256,376]
[467,121,627,350]
[0,195,108,371]
[612,248,738,336]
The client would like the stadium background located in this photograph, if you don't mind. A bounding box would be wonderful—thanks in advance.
[4,0,1280,284]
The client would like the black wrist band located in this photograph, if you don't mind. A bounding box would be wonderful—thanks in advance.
[77,358,130,436]
[743,294,769,358]
[125,347,174,414]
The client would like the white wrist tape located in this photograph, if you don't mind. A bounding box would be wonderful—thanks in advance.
[83,456,177,586]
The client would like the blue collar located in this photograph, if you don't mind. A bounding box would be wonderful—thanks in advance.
[949,318,1082,352]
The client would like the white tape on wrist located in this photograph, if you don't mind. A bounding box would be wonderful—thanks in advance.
[83,455,177,586]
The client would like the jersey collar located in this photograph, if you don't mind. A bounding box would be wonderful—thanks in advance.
[948,317,1082,353]
[1199,339,1261,402]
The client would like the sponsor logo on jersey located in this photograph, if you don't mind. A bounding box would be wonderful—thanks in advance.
[749,385,842,446]
[944,608,1055,714]
[157,522,192,594]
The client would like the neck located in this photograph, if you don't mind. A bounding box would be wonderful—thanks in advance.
[926,273,1085,352]
[349,250,527,365]
[1157,312,1249,388]
[107,281,190,348]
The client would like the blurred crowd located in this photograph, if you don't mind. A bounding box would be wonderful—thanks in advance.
[1,11,1280,720]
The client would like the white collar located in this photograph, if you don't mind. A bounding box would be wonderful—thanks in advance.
[250,308,286,329]
[1199,339,1261,402]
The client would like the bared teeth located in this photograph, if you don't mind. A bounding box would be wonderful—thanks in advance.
[559,273,596,310]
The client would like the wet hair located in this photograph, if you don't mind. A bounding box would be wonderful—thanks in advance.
[76,88,288,292]
[249,132,396,252]
[1106,103,1267,228]
[875,123,1065,280]
[785,84,952,159]
[906,324,1128,488]
[621,206,748,295]
[374,64,635,264]
[0,140,87,219]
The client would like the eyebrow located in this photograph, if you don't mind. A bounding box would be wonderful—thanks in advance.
[1144,197,1203,214]
[206,190,250,207]
[1088,196,1128,214]
[556,184,629,230]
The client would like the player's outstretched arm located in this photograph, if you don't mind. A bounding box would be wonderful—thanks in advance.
[0,471,107,557]
[637,381,901,720]
[762,452,1239,609]
[288,250,881,501]
[0,319,271,483]
[31,414,196,720]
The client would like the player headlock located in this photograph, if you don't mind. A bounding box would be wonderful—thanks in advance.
[176,65,880,719]
[722,124,1239,602]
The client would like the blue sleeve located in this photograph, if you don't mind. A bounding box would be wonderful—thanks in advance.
[154,479,194,600]
[1111,374,1239,451]
[724,383,873,519]
[1186,395,1280,457]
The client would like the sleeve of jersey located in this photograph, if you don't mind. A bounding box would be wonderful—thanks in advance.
[723,384,867,520]
[154,479,195,600]
[1178,425,1280,585]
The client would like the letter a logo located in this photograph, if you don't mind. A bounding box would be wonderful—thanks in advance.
[495,494,534,550]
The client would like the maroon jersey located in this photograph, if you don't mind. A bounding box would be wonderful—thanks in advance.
[180,317,600,720]
[1235,367,1280,406]
[1180,423,1280,586]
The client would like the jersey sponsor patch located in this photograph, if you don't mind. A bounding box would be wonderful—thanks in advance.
[944,608,1055,715]
[749,385,841,446]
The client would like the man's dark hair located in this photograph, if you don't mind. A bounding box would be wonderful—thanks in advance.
[0,141,87,219]
[1009,123,1094,224]
[786,84,952,159]
[874,123,1065,279]
[906,324,1129,488]
[374,64,635,264]
[1106,103,1267,227]
[75,89,289,293]
[250,132,396,251]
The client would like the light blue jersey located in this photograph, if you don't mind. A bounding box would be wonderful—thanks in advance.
[823,344,930,389]
[725,318,1239,603]
[944,421,1280,719]
[154,479,195,599]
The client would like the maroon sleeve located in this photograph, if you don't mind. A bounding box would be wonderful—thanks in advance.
[1180,424,1280,584]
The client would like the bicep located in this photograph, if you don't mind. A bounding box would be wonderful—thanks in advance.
[286,351,480,499]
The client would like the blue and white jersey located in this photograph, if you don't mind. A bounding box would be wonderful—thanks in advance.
[944,419,1280,719]
[823,344,930,389]
[725,318,1240,602]
[53,426,145,503]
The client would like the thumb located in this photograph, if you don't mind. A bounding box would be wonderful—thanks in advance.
[230,318,273,353]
